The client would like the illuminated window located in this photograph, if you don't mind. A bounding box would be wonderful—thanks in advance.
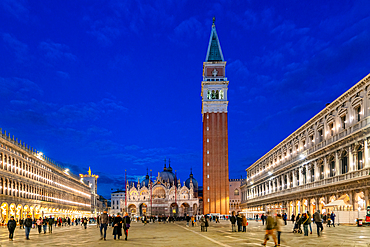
[207,186,209,190]
[207,162,209,166]
[207,174,209,178]
[234,189,239,196]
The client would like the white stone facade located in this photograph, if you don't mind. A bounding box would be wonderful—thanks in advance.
[124,174,199,217]
[241,73,370,223]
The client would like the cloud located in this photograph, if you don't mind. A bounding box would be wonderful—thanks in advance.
[0,0,29,20]
[39,40,77,62]
[2,33,29,62]
[170,17,205,45]
[56,71,70,79]
[0,77,43,99]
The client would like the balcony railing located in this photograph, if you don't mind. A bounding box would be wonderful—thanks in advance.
[244,167,370,204]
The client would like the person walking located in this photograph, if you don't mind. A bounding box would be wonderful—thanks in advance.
[112,213,122,240]
[205,215,209,232]
[283,213,287,225]
[7,216,17,241]
[24,215,32,240]
[186,214,190,227]
[200,216,206,232]
[19,218,24,229]
[291,213,295,224]
[242,215,248,232]
[42,217,48,234]
[261,213,265,225]
[261,211,277,247]
[36,217,42,234]
[191,215,195,227]
[230,212,237,232]
[313,210,323,237]
[123,212,131,241]
[48,216,54,233]
[237,213,243,232]
[83,217,88,229]
[307,212,312,234]
[302,213,309,236]
[330,212,336,227]
[100,210,108,241]
[276,214,284,247]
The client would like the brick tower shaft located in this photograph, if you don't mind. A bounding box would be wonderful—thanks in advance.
[201,18,229,215]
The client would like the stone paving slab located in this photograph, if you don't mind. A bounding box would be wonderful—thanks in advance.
[0,220,369,246]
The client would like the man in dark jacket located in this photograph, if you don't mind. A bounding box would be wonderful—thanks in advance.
[100,211,109,240]
[230,212,237,232]
[313,210,323,237]
[236,213,242,232]
[48,216,54,233]
[24,215,32,240]
[123,213,131,241]
[186,214,191,227]
[8,216,17,240]
[19,218,24,229]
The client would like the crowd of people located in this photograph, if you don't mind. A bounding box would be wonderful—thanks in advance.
[6,215,90,240]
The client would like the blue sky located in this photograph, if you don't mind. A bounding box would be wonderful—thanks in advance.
[1,0,370,198]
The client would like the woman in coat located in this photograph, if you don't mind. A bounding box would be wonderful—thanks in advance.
[123,213,131,241]
[113,214,123,240]
[242,215,248,232]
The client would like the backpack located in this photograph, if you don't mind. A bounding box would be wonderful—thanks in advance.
[8,220,16,229]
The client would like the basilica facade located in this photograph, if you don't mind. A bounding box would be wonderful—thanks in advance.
[119,164,199,217]
[240,73,370,223]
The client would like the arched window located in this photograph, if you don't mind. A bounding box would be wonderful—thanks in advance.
[215,90,219,99]
[207,90,211,99]
[329,157,335,177]
[234,189,239,196]
[219,90,224,99]
[320,162,324,179]
[341,151,348,174]
[211,90,216,99]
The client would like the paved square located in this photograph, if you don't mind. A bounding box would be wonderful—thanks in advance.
[0,220,370,246]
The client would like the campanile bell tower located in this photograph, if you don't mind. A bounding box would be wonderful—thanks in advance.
[201,18,229,215]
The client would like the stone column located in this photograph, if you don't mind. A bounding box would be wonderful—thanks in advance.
[298,167,303,186]
[293,170,297,187]
[335,151,340,176]
[307,165,311,183]
[287,173,290,189]
[365,189,369,209]
[272,179,276,192]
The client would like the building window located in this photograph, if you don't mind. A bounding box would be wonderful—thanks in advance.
[207,114,209,119]
[207,162,209,166]
[330,159,335,177]
[207,127,209,131]
[207,198,210,202]
[207,186,209,190]
[207,174,209,178]
[234,189,239,196]
[329,122,334,136]
[207,139,209,142]
[356,106,361,122]
[358,146,363,170]
[310,135,314,145]
[320,164,324,179]
[341,151,348,174]
[341,115,346,129]
[311,167,315,182]
[302,140,306,149]
[318,129,323,143]
[207,150,209,154]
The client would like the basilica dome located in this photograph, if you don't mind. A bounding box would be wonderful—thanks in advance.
[185,172,198,192]
[159,165,176,184]
[141,174,151,187]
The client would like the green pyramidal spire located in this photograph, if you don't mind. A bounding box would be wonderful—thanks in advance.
[205,17,224,62]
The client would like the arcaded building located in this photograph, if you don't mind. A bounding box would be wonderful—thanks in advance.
[0,129,92,222]
[201,19,229,215]
[241,73,370,223]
